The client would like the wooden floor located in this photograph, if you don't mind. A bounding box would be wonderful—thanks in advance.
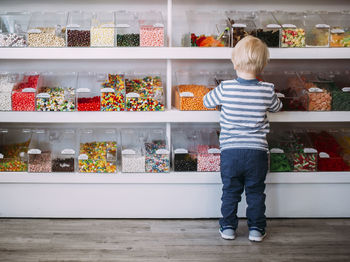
[0,219,350,262]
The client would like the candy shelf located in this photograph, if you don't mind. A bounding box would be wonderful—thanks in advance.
[0,171,349,184]
[0,47,350,60]
[0,111,350,123]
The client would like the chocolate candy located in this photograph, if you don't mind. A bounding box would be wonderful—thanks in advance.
[174,154,197,172]
[67,29,90,47]
[117,33,140,47]
[28,152,52,173]
[256,29,279,47]
[52,158,75,172]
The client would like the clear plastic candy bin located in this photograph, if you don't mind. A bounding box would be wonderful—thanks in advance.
[11,72,40,111]
[0,12,30,47]
[225,11,257,47]
[174,71,216,111]
[115,11,140,47]
[28,129,51,173]
[322,71,350,111]
[321,12,350,47]
[91,11,115,47]
[0,72,19,111]
[66,11,92,47]
[255,11,280,47]
[36,72,77,112]
[125,73,165,111]
[185,10,229,47]
[273,11,306,48]
[144,128,170,173]
[304,11,330,47]
[0,128,31,172]
[172,129,198,172]
[139,11,165,47]
[100,73,125,111]
[78,128,118,173]
[121,128,146,173]
[50,129,76,173]
[27,11,67,47]
[197,129,220,172]
[292,130,318,172]
[76,72,101,111]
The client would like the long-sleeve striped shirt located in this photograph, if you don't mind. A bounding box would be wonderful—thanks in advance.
[203,77,282,152]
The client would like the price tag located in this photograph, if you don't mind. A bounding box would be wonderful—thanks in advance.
[153,23,164,28]
[77,88,91,93]
[319,152,330,158]
[22,88,36,93]
[101,88,115,93]
[180,92,194,97]
[270,148,284,154]
[116,23,130,28]
[232,23,247,28]
[342,87,350,92]
[19,152,25,157]
[101,24,115,28]
[0,153,3,159]
[122,149,136,155]
[276,92,285,98]
[208,148,221,154]
[304,148,317,153]
[331,28,345,34]
[61,149,75,155]
[174,148,188,154]
[282,24,296,28]
[28,29,41,33]
[267,24,281,29]
[37,93,50,98]
[156,149,169,155]
[309,87,323,93]
[28,149,41,155]
[78,154,88,160]
[67,24,81,28]
[316,24,330,28]
[126,92,140,98]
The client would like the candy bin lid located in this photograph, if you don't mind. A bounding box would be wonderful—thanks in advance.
[125,72,163,98]
[225,10,257,29]
[214,71,236,86]
[172,129,198,154]
[138,10,164,28]
[198,129,220,154]
[328,71,350,90]
[11,71,40,93]
[28,129,50,154]
[304,11,330,29]
[320,11,349,32]
[0,72,20,93]
[272,11,305,29]
[267,129,296,154]
[115,10,138,28]
[67,11,92,29]
[28,11,67,30]
[145,128,170,155]
[255,10,280,29]
[175,70,210,86]
[91,11,115,28]
[298,71,329,92]
[0,128,31,160]
[50,129,77,157]
[121,128,145,156]
[292,129,318,154]
[77,72,101,94]
[0,11,31,34]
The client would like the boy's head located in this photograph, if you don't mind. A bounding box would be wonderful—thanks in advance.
[231,36,269,75]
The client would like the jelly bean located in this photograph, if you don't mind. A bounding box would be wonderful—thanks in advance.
[175,85,216,111]
[36,87,75,112]
[174,154,197,172]
[77,96,101,111]
[117,34,140,47]
[0,140,30,172]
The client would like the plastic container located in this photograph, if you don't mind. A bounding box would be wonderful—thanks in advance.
[66,11,92,47]
[308,130,349,171]
[174,71,216,111]
[298,71,332,111]
[304,11,330,47]
[144,128,170,173]
[76,72,101,111]
[0,128,31,172]
[28,129,51,173]
[172,129,198,172]
[125,73,165,111]
[0,72,19,111]
[185,11,229,47]
[0,12,30,47]
[267,130,295,172]
[36,72,77,111]
[255,11,280,47]
[27,11,67,47]
[262,71,307,111]
[324,71,350,111]
[115,11,140,47]
[321,12,350,47]
[292,130,318,172]
[121,129,146,173]
[100,73,125,111]
[91,11,115,47]
[333,129,350,168]
[50,129,76,172]
[139,11,165,47]
[197,129,220,172]
[11,72,40,111]
[273,11,306,48]
[225,11,257,47]
[78,128,118,173]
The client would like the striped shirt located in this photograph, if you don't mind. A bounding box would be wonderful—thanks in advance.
[203,77,282,151]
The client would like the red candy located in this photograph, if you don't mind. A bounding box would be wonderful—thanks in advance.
[77,96,101,111]
[12,75,39,111]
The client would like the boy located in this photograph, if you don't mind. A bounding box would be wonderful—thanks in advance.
[203,36,282,242]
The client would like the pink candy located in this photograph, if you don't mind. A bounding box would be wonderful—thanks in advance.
[197,145,220,172]
[140,26,164,47]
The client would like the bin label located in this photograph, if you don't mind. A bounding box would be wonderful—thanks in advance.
[304,148,317,153]
[156,149,169,155]
[122,149,136,155]
[174,148,188,154]
[270,148,284,154]
[78,154,88,160]
[276,92,285,98]
[180,92,194,97]
[319,152,330,158]
[28,149,41,155]
[37,93,50,98]
[208,148,221,154]
[267,24,281,29]
[61,149,75,155]
[22,88,36,93]
[282,24,296,28]
[116,24,130,28]
[77,88,91,93]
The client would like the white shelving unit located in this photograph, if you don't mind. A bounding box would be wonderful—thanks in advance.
[1,0,350,218]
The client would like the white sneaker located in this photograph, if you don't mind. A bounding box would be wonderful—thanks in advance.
[248,229,266,242]
[219,226,235,240]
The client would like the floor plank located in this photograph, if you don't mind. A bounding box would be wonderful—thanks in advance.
[0,219,349,262]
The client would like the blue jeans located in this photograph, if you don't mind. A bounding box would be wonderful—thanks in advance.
[219,148,268,231]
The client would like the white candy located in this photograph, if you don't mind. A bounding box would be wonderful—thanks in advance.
[91,26,114,47]
[122,156,145,173]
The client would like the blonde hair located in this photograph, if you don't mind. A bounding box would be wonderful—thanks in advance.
[231,36,270,74]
